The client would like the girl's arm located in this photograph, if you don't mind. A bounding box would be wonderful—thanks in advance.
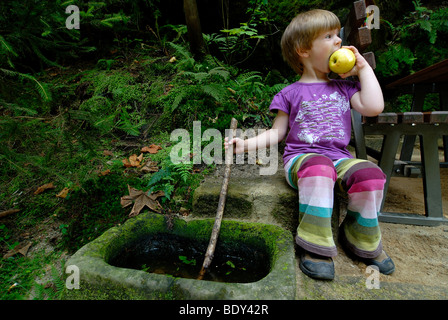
[225,110,289,154]
[340,46,384,117]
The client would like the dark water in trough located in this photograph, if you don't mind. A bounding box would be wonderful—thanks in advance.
[109,233,271,283]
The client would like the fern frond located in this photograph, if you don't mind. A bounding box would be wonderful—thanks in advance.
[100,15,124,28]
[147,168,171,187]
[172,162,193,183]
[30,42,62,68]
[208,67,230,81]
[170,88,189,112]
[0,68,51,101]
[167,42,195,70]
[51,266,66,299]
[269,83,288,94]
[0,36,18,56]
[183,71,209,82]
[236,71,262,83]
[168,42,192,60]
[0,98,38,116]
[201,84,228,103]
[0,35,19,68]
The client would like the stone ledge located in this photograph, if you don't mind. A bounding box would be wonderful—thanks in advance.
[192,175,299,231]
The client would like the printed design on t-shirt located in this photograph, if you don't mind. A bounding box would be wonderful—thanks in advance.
[294,91,350,145]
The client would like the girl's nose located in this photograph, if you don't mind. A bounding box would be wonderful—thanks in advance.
[335,35,342,45]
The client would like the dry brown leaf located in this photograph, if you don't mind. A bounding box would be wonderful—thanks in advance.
[141,160,159,173]
[148,190,165,200]
[141,144,162,154]
[120,185,164,217]
[56,187,70,199]
[123,153,144,168]
[128,154,140,167]
[120,196,133,208]
[99,169,111,176]
[103,150,114,156]
[122,158,132,167]
[34,182,55,195]
[3,242,32,259]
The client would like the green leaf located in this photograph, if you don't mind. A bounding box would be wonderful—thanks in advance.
[179,256,196,265]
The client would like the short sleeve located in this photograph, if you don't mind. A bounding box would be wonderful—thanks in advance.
[346,80,361,100]
[269,91,290,115]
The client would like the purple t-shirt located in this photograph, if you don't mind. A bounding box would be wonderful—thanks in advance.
[269,79,361,164]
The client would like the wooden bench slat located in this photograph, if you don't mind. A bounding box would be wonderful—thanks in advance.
[428,111,448,123]
[364,113,397,124]
[363,111,448,124]
[400,112,424,124]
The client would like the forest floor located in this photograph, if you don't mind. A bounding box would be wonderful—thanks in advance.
[2,136,448,299]
[1,65,447,298]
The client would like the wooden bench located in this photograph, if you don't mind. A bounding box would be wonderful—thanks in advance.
[360,111,448,225]
[341,1,448,226]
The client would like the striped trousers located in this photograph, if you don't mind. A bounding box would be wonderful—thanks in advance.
[285,153,386,258]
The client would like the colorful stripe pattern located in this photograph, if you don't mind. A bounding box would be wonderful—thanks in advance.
[289,154,386,258]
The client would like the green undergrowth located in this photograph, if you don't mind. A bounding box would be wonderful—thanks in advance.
[0,37,292,299]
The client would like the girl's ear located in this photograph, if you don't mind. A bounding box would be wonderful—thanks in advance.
[296,47,309,58]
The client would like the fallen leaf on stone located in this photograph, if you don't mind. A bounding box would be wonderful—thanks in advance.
[34,182,55,195]
[120,185,164,217]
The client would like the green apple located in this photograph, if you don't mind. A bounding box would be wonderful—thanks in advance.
[329,48,356,74]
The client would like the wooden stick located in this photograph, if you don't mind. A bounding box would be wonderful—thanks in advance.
[198,118,238,280]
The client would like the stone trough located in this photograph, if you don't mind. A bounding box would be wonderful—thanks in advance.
[64,212,296,300]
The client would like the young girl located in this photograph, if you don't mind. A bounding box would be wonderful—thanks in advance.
[225,9,395,280]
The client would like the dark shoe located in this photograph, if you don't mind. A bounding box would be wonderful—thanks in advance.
[338,228,395,275]
[299,251,335,280]
[364,250,395,275]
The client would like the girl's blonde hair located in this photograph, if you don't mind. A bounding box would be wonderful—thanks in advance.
[281,9,341,75]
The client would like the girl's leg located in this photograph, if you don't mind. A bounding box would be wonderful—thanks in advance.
[335,159,386,258]
[289,153,338,257]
